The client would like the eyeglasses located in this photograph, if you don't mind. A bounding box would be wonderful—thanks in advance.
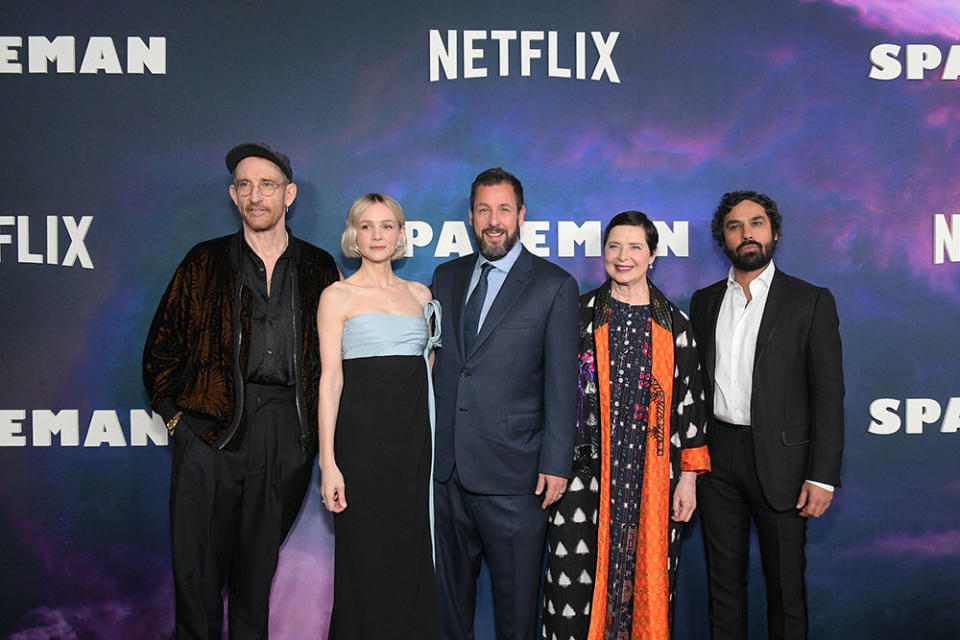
[234,179,286,198]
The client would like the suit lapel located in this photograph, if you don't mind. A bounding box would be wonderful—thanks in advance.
[702,282,725,383]
[451,255,479,361]
[754,269,789,367]
[467,248,534,358]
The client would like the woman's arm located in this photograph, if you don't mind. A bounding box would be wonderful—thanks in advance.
[317,284,347,513]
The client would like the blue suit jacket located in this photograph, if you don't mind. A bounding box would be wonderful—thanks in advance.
[430,247,579,494]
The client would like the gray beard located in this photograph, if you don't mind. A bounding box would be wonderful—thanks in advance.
[476,229,519,260]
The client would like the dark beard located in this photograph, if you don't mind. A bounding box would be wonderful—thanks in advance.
[475,226,519,260]
[725,239,776,272]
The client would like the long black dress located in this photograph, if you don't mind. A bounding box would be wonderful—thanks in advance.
[328,307,440,639]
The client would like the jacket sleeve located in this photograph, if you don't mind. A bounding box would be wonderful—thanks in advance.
[804,287,844,487]
[674,307,710,473]
[142,251,196,424]
[538,274,581,478]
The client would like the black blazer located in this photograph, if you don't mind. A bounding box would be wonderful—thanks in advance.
[430,247,580,494]
[689,268,844,511]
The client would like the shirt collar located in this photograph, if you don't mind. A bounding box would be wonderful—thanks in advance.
[726,259,776,291]
[476,239,522,274]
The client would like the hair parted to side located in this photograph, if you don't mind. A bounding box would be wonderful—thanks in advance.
[710,190,782,248]
[340,193,407,260]
[603,210,659,252]
[470,167,524,211]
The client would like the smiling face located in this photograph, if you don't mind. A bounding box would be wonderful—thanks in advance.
[355,202,403,262]
[604,224,656,288]
[229,156,296,234]
[469,182,525,260]
[722,199,778,273]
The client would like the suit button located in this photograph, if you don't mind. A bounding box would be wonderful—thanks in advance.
[460,371,470,378]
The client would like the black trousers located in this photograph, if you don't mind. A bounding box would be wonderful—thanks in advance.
[434,469,548,640]
[170,384,313,640]
[698,422,808,640]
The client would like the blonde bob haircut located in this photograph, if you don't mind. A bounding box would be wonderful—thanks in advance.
[340,192,407,260]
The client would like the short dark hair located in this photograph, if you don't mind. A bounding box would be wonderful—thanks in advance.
[710,191,782,247]
[603,210,659,252]
[470,167,524,211]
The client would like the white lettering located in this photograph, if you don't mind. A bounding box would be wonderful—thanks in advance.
[547,31,571,79]
[405,221,434,258]
[0,410,27,446]
[463,30,486,79]
[868,398,901,435]
[17,216,43,264]
[28,36,75,73]
[83,410,127,447]
[47,215,58,264]
[130,410,168,446]
[942,45,960,80]
[79,36,123,74]
[933,213,959,265]
[0,36,22,73]
[490,30,516,76]
[576,32,586,80]
[905,44,942,80]
[520,31,544,77]
[591,32,620,83]
[868,44,901,80]
[434,221,473,257]
[62,216,94,269]
[429,29,457,81]
[942,398,960,433]
[520,221,550,256]
[127,36,165,74]
[558,220,602,257]
[0,216,13,261]
[32,409,80,446]
[905,397,941,434]
[655,220,689,257]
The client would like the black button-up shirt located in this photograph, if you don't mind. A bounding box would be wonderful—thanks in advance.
[243,240,295,386]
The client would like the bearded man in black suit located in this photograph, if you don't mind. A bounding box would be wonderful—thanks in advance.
[689,191,844,640]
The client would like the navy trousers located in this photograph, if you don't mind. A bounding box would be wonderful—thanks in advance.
[434,469,549,640]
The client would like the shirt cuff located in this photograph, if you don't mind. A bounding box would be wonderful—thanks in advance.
[805,480,834,492]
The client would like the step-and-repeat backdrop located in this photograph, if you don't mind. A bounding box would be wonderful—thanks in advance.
[2,1,958,638]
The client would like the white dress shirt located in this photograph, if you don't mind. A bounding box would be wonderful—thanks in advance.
[713,261,832,492]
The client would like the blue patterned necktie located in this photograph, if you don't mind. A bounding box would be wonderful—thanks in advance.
[463,262,494,354]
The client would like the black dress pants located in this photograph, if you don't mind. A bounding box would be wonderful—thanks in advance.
[698,422,808,640]
[169,384,313,640]
[434,469,548,640]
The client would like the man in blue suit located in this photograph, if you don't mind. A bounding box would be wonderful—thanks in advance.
[431,168,579,640]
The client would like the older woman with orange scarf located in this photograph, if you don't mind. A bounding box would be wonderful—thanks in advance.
[542,211,710,640]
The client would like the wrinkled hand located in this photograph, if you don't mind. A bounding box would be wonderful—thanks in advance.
[320,462,347,513]
[671,471,697,522]
[536,473,568,509]
[796,482,833,518]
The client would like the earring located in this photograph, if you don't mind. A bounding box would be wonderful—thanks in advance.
[648,262,654,269]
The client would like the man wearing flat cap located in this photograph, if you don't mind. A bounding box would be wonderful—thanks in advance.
[143,143,339,639]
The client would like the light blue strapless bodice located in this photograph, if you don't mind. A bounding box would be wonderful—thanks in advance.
[339,300,442,558]
[341,301,441,360]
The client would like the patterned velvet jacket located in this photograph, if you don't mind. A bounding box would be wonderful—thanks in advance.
[142,230,339,450]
